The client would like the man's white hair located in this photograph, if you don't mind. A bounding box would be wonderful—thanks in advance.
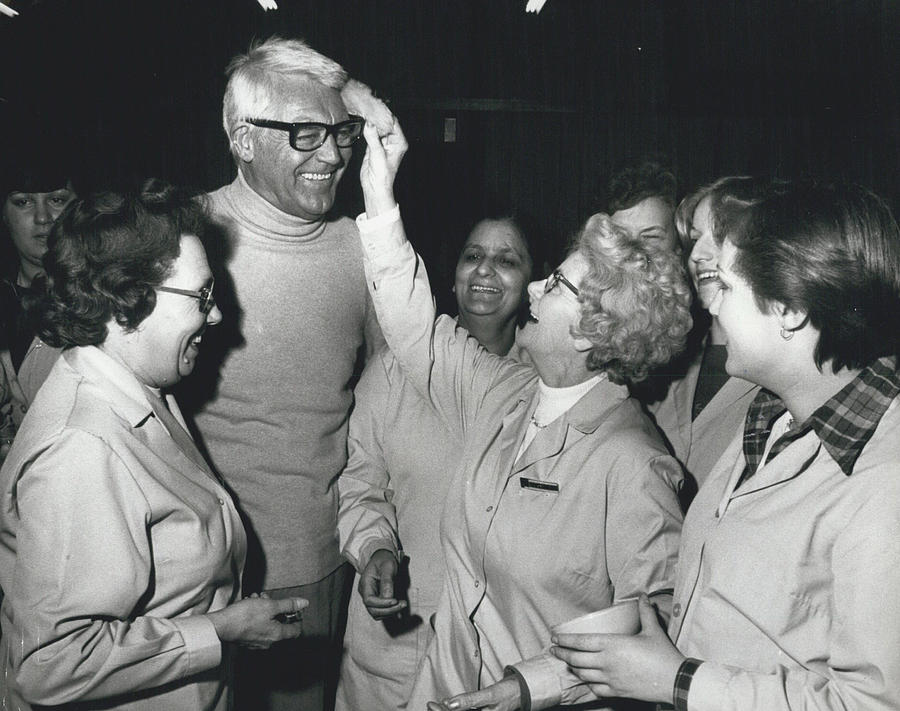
[222,36,348,155]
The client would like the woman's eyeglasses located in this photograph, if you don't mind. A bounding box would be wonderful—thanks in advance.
[157,279,216,315]
[544,269,580,297]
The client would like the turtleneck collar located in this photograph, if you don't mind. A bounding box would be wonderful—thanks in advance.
[532,373,606,428]
[223,170,330,242]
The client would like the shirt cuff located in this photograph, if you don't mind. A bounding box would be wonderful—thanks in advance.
[504,665,533,711]
[356,203,400,233]
[174,614,222,676]
[673,657,703,711]
[506,655,566,711]
[358,538,400,573]
[679,660,746,711]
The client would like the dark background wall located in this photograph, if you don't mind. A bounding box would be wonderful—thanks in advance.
[2,0,898,306]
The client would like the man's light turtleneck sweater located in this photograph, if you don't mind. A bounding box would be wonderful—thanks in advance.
[189,172,383,589]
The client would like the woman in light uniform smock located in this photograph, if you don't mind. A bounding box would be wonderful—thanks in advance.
[355,118,692,711]
[0,183,306,711]
[645,178,770,500]
[336,216,533,710]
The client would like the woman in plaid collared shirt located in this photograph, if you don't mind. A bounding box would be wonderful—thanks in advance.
[552,180,900,711]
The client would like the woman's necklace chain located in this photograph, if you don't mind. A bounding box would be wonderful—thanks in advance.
[530,415,548,429]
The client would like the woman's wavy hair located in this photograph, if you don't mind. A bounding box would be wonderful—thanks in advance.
[32,179,207,348]
[728,180,900,371]
[673,176,778,256]
[572,214,693,384]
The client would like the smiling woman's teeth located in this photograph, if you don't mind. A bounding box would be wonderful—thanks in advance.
[471,285,500,293]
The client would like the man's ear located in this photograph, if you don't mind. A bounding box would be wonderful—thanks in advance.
[231,125,254,163]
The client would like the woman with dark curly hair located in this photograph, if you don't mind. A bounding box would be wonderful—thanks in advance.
[0,182,306,711]
[352,119,692,711]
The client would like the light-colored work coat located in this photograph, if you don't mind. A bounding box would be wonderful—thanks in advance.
[670,398,900,710]
[0,346,244,711]
[649,348,757,492]
[358,209,684,709]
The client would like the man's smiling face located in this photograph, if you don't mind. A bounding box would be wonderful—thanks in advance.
[240,77,352,220]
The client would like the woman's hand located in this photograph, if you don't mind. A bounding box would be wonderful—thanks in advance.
[207,594,308,650]
[341,79,394,135]
[360,118,408,218]
[359,549,407,619]
[550,594,683,704]
[426,677,521,711]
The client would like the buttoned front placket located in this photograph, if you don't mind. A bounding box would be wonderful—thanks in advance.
[671,431,823,645]
[461,395,533,680]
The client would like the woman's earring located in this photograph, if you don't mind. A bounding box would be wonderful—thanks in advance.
[780,327,794,341]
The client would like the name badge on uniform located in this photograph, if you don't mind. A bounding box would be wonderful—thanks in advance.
[519,477,560,493]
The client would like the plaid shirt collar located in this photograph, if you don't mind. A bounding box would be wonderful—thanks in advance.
[741,356,900,481]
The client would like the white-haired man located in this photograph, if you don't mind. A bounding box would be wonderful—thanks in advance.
[183,36,384,711]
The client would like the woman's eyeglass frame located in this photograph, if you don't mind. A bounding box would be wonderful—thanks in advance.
[544,269,580,297]
[157,279,216,315]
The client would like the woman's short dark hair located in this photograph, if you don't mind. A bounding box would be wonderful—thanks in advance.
[0,139,74,203]
[33,179,207,348]
[729,180,900,371]
[603,159,677,215]
[573,215,693,384]
[458,215,534,277]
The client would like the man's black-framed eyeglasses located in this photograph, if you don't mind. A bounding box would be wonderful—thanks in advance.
[245,115,365,151]
[545,269,580,297]
[158,278,216,315]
